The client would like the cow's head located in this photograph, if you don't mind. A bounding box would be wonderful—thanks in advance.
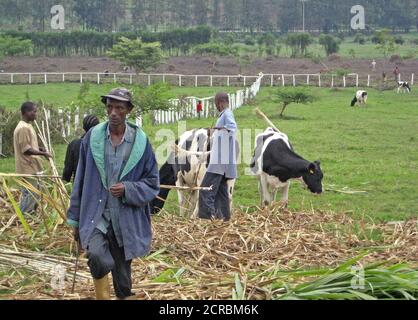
[302,161,323,194]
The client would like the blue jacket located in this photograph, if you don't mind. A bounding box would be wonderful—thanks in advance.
[67,121,160,260]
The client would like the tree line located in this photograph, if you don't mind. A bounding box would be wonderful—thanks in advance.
[1,0,418,33]
[1,26,212,57]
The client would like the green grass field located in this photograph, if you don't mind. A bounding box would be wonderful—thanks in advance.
[0,83,240,111]
[1,84,418,222]
[235,33,418,59]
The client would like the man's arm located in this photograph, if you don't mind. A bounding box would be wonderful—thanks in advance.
[67,140,87,228]
[121,141,160,208]
[16,127,52,158]
[62,141,76,182]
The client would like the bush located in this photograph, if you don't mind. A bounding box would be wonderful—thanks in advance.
[319,34,340,56]
[354,34,366,45]
[194,42,238,56]
[244,36,255,46]
[394,36,405,45]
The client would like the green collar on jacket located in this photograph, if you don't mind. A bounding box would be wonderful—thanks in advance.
[90,121,147,188]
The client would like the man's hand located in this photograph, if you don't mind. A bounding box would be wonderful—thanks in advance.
[110,183,125,198]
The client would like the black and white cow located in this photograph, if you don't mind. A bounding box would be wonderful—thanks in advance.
[397,81,411,93]
[250,128,323,207]
[351,90,368,107]
[151,128,238,217]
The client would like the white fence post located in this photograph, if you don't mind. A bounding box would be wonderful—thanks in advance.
[113,73,117,83]
[356,74,359,87]
[148,74,151,86]
[130,74,133,85]
[62,73,65,82]
[227,76,230,87]
[318,74,321,87]
[179,75,182,87]
[343,76,346,88]
[29,73,31,84]
[244,76,246,87]
[11,74,13,84]
[210,75,213,87]
[80,73,83,83]
[44,73,47,84]
[282,74,285,87]
[367,75,370,87]
[271,74,274,87]
[97,73,100,84]
[307,74,310,86]
[195,75,198,87]
[411,73,415,86]
[293,75,296,87]
[331,75,334,88]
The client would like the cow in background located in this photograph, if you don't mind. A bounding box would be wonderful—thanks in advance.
[351,90,368,107]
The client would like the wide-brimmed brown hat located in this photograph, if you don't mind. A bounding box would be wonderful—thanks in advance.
[101,88,135,108]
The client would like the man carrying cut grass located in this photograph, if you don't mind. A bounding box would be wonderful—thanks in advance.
[13,101,52,214]
[67,88,160,300]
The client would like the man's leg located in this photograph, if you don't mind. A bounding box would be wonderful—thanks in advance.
[214,176,231,221]
[19,179,39,214]
[87,228,114,299]
[107,227,133,299]
[198,172,223,220]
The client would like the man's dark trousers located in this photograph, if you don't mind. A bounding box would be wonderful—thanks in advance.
[198,172,231,221]
[87,226,133,299]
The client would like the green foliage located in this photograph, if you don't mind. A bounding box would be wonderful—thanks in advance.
[285,33,313,58]
[107,37,163,73]
[276,257,418,300]
[319,34,340,56]
[0,35,32,60]
[193,42,238,56]
[394,36,405,45]
[374,30,396,58]
[0,26,212,57]
[353,34,366,45]
[134,82,172,116]
[274,88,316,117]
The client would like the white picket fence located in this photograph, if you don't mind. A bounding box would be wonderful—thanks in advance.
[0,71,414,88]
[0,72,258,87]
[152,73,263,125]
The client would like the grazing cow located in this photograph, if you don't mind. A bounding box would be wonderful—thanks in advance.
[351,90,368,107]
[151,128,239,217]
[397,81,411,93]
[250,128,323,207]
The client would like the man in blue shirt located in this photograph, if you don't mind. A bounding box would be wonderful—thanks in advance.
[67,88,160,300]
[198,92,238,221]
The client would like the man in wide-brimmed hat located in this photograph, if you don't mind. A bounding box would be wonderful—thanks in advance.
[67,88,160,300]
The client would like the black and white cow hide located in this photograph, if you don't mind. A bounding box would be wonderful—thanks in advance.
[151,128,238,217]
[397,81,411,94]
[250,128,323,207]
[351,90,368,107]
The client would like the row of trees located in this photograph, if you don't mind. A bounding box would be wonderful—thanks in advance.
[1,0,418,33]
[1,26,212,56]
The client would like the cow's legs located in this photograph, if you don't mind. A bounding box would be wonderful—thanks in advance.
[279,182,290,208]
[176,178,187,217]
[260,174,273,207]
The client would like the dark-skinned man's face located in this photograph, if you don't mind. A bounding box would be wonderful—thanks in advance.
[25,106,38,122]
[106,99,132,127]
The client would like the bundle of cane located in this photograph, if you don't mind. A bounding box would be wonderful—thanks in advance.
[34,103,68,225]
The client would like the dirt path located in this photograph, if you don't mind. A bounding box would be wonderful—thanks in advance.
[2,56,418,78]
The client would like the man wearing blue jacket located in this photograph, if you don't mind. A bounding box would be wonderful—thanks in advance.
[198,92,238,221]
[67,88,160,300]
